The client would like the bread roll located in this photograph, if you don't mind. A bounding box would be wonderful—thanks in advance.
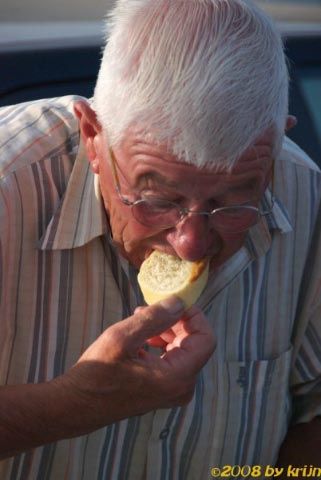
[138,251,209,308]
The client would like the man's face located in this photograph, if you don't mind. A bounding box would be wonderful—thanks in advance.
[94,129,274,270]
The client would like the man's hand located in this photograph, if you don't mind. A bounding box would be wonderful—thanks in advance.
[59,296,215,425]
[0,296,215,459]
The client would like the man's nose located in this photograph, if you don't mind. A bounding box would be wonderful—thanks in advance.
[166,213,218,262]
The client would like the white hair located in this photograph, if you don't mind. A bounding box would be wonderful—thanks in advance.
[93,0,289,170]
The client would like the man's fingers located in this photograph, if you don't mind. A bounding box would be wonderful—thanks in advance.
[163,306,216,372]
[111,296,186,355]
[146,337,168,348]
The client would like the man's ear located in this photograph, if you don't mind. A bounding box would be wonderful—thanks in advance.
[285,115,297,132]
[74,100,103,174]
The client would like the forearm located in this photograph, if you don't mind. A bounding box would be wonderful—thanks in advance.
[277,417,321,470]
[0,367,145,459]
[0,379,92,459]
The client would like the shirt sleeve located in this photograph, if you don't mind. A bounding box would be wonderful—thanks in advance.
[0,174,18,383]
[290,196,321,424]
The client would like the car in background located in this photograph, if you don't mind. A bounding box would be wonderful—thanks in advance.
[0,1,321,166]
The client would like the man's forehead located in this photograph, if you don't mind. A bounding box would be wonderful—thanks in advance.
[116,128,270,183]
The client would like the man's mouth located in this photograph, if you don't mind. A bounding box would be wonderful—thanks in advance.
[145,245,221,263]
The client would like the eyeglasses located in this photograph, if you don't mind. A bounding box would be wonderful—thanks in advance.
[108,147,275,233]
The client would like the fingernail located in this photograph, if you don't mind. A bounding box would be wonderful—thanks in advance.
[159,296,185,314]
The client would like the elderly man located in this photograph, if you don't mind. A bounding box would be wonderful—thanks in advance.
[1,0,321,478]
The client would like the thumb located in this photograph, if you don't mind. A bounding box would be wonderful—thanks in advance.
[113,296,186,355]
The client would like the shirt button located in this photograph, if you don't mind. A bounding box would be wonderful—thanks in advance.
[159,428,170,440]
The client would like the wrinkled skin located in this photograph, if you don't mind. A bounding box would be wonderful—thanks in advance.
[74,100,286,270]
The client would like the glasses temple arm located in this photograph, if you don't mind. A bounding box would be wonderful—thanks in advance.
[109,148,122,194]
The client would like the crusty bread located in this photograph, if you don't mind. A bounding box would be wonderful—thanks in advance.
[138,251,209,308]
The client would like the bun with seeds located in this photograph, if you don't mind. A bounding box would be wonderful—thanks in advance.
[138,251,209,309]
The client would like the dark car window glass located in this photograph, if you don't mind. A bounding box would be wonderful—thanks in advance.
[298,67,321,145]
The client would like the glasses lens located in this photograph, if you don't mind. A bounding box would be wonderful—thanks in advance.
[132,199,181,227]
[211,206,259,233]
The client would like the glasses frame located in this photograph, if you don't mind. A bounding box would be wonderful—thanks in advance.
[108,147,275,230]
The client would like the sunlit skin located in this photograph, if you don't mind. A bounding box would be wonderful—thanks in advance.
[97,133,272,270]
[75,101,290,271]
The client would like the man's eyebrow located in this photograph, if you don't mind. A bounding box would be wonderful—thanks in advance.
[136,171,179,189]
[135,170,260,193]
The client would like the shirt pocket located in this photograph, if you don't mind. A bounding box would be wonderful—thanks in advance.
[214,347,293,466]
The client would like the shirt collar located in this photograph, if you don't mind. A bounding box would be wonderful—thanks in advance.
[38,141,108,250]
[245,186,292,259]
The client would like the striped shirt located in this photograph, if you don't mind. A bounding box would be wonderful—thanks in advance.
[1,95,321,480]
